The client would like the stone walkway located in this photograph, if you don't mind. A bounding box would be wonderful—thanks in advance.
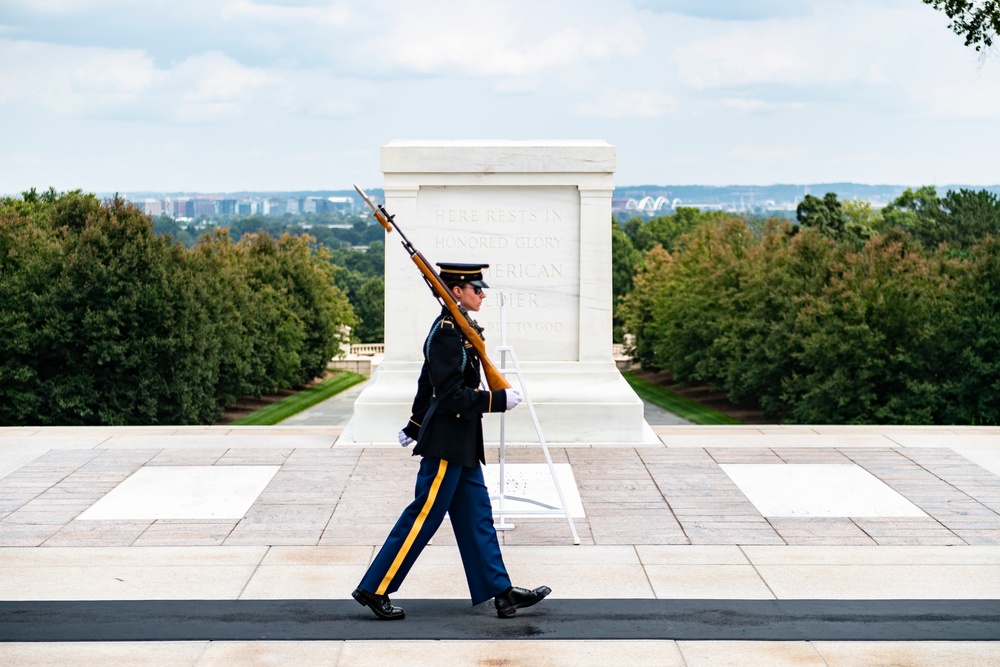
[1,405,999,664]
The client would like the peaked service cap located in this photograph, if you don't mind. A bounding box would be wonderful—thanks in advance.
[437,262,490,288]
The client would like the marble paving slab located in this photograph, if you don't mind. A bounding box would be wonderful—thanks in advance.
[78,466,280,520]
[720,463,927,517]
[484,463,585,517]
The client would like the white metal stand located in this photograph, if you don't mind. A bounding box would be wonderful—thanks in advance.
[489,291,581,545]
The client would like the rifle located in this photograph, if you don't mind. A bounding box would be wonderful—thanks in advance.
[354,184,511,391]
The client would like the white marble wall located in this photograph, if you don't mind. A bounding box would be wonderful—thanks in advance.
[350,141,651,445]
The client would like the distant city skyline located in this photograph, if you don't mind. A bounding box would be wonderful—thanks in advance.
[2,1,999,193]
[119,182,1000,220]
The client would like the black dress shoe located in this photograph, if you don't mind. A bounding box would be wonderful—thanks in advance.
[494,585,551,618]
[352,586,405,620]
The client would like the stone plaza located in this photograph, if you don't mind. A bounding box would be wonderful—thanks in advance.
[1,410,999,664]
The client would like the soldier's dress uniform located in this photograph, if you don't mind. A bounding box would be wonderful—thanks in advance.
[354,263,549,619]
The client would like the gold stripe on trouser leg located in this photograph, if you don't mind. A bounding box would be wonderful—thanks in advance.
[376,458,449,595]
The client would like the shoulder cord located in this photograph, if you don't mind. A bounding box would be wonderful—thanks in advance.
[425,317,467,371]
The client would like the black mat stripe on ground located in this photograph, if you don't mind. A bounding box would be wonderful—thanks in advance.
[2,599,999,642]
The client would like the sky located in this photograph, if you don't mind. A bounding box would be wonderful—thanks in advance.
[1,0,999,195]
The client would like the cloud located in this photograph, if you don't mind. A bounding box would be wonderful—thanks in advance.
[267,70,377,119]
[494,77,540,94]
[719,97,806,113]
[666,3,951,112]
[367,3,640,79]
[171,52,275,122]
[726,144,802,163]
[2,0,113,15]
[922,82,1000,119]
[0,1,356,72]
[634,0,817,21]
[575,90,679,118]
[0,40,280,123]
[220,0,350,27]
[633,0,906,21]
[673,30,812,89]
[0,39,158,114]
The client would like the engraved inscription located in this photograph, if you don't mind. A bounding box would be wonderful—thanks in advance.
[435,209,479,223]
[418,187,580,361]
[435,236,508,249]
[434,236,564,251]
[482,292,539,308]
[435,208,563,224]
[484,320,564,333]
[488,264,563,279]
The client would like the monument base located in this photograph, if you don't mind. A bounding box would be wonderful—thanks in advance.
[347,140,652,447]
[346,360,658,446]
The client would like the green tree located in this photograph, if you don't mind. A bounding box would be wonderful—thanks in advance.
[31,196,200,424]
[949,236,1000,423]
[354,276,385,343]
[880,186,944,242]
[186,229,261,409]
[622,208,730,253]
[620,217,757,380]
[881,186,1000,251]
[940,188,1000,248]
[618,245,673,370]
[611,221,643,343]
[0,190,357,425]
[620,213,997,424]
[152,214,197,247]
[924,0,1000,51]
[238,232,354,389]
[781,235,962,423]
[0,191,69,423]
[797,193,848,240]
[841,199,881,244]
[329,241,384,342]
[713,224,840,416]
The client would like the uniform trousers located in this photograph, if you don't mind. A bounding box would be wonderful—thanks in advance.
[359,455,512,606]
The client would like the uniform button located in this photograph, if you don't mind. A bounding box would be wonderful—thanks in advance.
[456,414,461,418]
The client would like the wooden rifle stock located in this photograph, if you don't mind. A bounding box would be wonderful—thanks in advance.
[354,185,511,391]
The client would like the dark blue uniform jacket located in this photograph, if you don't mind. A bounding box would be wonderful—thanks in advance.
[401,310,507,468]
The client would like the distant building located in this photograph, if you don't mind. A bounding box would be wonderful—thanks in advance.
[192,200,216,218]
[302,196,322,214]
[174,199,194,218]
[139,199,166,216]
[326,196,354,213]
[217,199,237,215]
[267,198,285,215]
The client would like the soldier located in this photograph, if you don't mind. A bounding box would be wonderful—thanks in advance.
[353,262,551,620]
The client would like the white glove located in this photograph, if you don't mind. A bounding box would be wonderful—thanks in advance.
[505,388,523,410]
[398,430,415,447]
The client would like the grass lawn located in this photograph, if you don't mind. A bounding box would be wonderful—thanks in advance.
[231,371,367,426]
[622,371,743,425]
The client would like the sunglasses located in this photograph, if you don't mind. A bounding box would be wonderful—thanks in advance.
[465,284,484,295]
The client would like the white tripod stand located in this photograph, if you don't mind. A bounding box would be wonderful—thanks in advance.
[490,291,581,545]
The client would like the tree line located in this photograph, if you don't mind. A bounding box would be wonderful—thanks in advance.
[153,211,384,250]
[615,187,1000,424]
[155,211,385,345]
[0,189,356,426]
